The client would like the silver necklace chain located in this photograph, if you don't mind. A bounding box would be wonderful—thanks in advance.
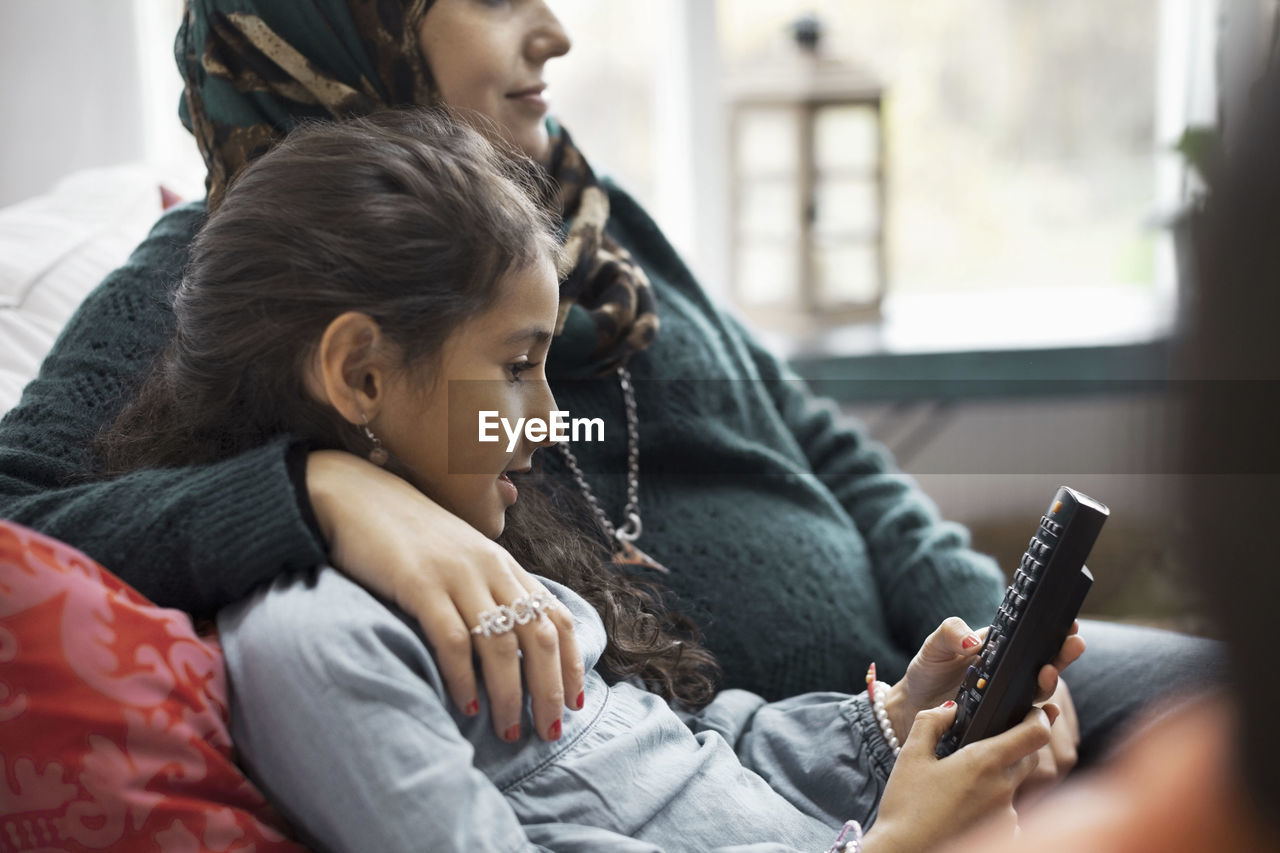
[555,365,642,544]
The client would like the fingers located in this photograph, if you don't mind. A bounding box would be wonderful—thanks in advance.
[1034,663,1059,703]
[448,557,550,741]
[923,617,984,662]
[1051,633,1086,671]
[467,570,576,743]
[983,706,1053,769]
[513,617,565,741]
[415,595,482,719]
[512,576,581,742]
[1016,699,1078,810]
[547,591,586,713]
[475,626,526,741]
[1035,631,1084,701]
[899,700,958,758]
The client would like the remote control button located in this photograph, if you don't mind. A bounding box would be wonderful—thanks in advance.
[976,677,987,690]
[1039,516,1063,537]
[987,639,1004,669]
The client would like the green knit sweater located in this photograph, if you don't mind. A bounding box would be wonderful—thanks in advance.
[0,182,1003,698]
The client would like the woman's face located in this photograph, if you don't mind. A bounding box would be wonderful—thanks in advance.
[418,0,572,161]
[374,254,561,538]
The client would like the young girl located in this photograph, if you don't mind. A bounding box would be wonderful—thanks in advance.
[96,109,1071,852]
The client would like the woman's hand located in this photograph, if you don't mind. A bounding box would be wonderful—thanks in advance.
[306,450,584,742]
[863,701,1056,853]
[885,617,1086,742]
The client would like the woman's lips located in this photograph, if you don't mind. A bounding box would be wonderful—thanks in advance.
[506,88,548,112]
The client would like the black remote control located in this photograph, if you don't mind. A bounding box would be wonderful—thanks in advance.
[935,486,1109,758]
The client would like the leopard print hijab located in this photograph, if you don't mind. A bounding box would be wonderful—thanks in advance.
[176,0,657,372]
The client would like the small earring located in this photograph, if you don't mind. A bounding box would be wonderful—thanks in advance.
[361,413,389,466]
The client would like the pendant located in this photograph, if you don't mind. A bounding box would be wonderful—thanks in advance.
[613,539,669,573]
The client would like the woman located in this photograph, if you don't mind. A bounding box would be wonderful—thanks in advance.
[101,106,1071,852]
[0,0,1214,785]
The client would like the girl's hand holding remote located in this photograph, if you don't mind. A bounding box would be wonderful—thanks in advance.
[874,616,1085,808]
[865,701,1057,852]
[883,617,1085,744]
[306,450,584,743]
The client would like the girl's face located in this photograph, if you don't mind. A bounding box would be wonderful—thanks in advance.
[418,0,572,161]
[375,255,561,538]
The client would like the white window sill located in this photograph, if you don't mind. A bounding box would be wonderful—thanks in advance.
[758,285,1178,363]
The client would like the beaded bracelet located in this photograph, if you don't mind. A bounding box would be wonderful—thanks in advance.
[825,819,864,853]
[865,663,902,758]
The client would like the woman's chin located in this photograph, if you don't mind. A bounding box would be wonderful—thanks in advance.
[511,126,550,161]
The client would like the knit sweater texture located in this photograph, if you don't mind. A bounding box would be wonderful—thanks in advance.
[0,182,1003,698]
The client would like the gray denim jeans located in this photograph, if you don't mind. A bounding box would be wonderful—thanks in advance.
[1065,618,1223,766]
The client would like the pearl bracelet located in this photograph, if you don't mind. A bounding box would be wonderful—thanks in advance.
[865,663,902,758]
[825,819,864,853]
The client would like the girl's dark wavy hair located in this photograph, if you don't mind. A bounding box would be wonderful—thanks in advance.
[96,108,719,709]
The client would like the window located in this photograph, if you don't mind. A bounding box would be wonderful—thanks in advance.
[718,0,1162,300]
[548,1,1232,347]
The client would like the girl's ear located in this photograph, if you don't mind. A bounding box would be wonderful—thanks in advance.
[306,311,392,425]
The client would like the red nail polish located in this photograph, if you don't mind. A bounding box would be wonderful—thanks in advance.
[576,691,585,710]
[548,719,562,740]
[503,724,521,742]
[961,634,981,650]
[942,700,957,709]
[465,699,479,716]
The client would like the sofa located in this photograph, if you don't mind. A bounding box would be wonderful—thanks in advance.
[0,170,311,851]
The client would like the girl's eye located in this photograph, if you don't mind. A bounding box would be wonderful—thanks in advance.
[508,360,540,382]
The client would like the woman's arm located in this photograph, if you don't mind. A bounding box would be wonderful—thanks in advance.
[719,312,1005,653]
[0,203,329,608]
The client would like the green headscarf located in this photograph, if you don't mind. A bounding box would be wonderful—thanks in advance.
[176,0,656,372]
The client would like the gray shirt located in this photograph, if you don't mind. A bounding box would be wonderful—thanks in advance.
[218,568,897,852]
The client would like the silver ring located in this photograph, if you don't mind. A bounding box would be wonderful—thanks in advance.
[470,593,557,638]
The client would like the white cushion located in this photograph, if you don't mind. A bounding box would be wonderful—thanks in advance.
[0,166,165,416]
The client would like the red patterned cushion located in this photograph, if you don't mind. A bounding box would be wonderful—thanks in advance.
[0,520,307,852]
